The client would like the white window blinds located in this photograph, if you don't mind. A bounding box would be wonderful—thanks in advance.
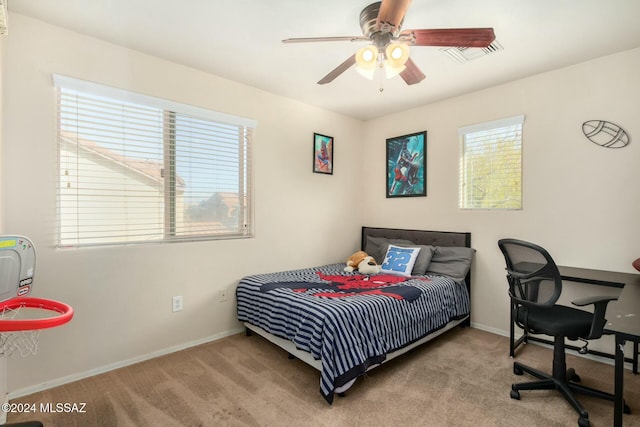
[458,115,524,210]
[55,75,255,247]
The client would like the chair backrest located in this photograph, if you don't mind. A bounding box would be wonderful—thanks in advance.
[498,239,562,308]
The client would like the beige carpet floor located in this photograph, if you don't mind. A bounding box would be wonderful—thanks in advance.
[7,327,640,426]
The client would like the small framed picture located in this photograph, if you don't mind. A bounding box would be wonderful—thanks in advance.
[313,133,334,175]
[386,131,427,198]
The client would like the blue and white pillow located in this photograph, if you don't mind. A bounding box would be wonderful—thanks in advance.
[381,245,421,277]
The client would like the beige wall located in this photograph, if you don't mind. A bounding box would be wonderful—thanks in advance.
[361,47,640,348]
[2,14,362,393]
[2,11,639,396]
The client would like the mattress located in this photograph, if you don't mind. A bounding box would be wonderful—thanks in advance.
[236,263,470,403]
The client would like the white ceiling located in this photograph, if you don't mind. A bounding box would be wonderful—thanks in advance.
[8,0,640,121]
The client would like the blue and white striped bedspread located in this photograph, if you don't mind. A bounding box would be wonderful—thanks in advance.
[236,263,470,404]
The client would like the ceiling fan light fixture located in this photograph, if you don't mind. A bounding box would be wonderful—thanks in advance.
[356,45,379,69]
[355,45,379,80]
[384,62,406,79]
[356,66,376,80]
[385,43,409,68]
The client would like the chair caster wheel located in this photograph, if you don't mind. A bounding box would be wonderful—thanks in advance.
[510,389,520,400]
[578,416,590,427]
[567,368,581,382]
[513,365,523,375]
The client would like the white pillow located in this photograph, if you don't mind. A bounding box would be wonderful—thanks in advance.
[381,245,421,277]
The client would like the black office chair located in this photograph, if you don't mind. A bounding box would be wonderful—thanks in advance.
[498,238,628,427]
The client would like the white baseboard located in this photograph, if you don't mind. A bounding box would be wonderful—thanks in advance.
[470,321,509,338]
[8,327,245,400]
[8,322,627,400]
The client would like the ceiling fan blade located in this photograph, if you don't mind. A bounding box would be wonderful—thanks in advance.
[318,54,357,85]
[399,58,425,85]
[282,36,369,44]
[400,28,496,48]
[376,0,413,32]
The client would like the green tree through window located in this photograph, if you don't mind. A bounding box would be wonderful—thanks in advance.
[459,115,524,209]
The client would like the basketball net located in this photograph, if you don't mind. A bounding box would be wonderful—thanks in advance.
[0,298,74,358]
[0,305,41,357]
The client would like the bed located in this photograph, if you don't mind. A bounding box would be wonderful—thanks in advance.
[236,226,474,404]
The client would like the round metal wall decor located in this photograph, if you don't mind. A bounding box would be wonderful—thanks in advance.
[582,120,630,148]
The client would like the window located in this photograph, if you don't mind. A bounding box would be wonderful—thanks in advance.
[54,75,255,247]
[458,115,524,209]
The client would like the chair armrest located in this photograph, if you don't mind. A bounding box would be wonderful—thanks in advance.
[571,295,619,340]
[571,295,618,306]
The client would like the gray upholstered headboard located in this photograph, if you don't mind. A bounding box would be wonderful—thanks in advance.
[361,226,471,249]
[361,226,472,326]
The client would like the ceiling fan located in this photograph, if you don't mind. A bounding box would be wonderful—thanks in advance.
[282,0,495,85]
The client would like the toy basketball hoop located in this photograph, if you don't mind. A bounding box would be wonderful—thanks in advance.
[0,236,74,357]
[0,297,73,357]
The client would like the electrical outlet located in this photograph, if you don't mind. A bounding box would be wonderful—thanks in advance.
[172,296,183,312]
[219,289,228,302]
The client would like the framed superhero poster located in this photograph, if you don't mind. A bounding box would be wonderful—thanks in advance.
[313,133,333,175]
[386,131,426,198]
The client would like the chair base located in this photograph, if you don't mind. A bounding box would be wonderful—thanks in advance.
[510,336,629,427]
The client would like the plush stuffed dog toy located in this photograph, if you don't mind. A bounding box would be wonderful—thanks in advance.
[343,251,382,275]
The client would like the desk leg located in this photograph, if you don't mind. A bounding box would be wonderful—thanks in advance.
[614,334,625,427]
[510,305,515,357]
